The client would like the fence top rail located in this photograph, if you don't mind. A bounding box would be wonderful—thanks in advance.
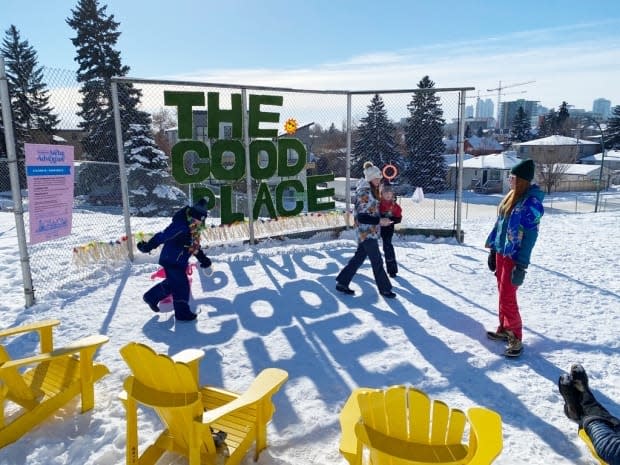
[111,76,474,95]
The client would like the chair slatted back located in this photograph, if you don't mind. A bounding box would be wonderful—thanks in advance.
[120,343,203,452]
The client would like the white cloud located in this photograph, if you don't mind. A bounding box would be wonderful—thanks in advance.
[159,24,620,112]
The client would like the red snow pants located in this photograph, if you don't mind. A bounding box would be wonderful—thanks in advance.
[495,253,523,341]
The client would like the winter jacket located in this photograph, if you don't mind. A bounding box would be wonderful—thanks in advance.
[354,180,381,242]
[145,206,209,267]
[485,184,545,266]
[379,199,402,235]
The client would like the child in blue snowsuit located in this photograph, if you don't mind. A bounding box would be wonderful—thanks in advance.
[137,198,212,321]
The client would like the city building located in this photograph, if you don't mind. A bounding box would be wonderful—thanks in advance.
[592,98,611,119]
[475,98,494,118]
[498,99,539,130]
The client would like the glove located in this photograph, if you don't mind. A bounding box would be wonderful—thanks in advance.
[511,264,527,286]
[487,250,496,272]
[201,264,214,277]
[137,241,152,253]
[199,256,213,277]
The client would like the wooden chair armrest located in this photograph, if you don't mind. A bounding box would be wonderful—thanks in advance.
[201,368,288,424]
[171,348,205,383]
[466,408,503,464]
[0,335,109,371]
[0,319,60,339]
[171,348,205,364]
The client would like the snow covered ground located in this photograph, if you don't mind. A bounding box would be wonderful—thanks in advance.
[0,206,619,465]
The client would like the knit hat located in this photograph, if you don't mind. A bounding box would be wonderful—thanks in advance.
[511,159,535,182]
[188,198,209,221]
[363,162,382,182]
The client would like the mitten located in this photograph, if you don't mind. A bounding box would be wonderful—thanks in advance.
[137,241,152,253]
[199,256,213,276]
[201,264,214,277]
[487,249,496,272]
[511,264,527,286]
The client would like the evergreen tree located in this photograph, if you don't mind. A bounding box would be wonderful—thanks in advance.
[124,123,186,216]
[606,105,620,148]
[351,94,401,178]
[404,76,447,192]
[511,106,531,142]
[67,0,150,164]
[1,25,59,154]
[557,101,571,136]
[538,109,557,137]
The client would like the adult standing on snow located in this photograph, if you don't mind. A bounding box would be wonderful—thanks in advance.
[336,161,395,298]
[136,198,213,321]
[485,159,544,357]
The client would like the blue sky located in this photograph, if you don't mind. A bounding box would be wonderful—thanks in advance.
[3,0,620,112]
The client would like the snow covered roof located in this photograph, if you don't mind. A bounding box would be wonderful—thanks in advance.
[555,164,605,176]
[448,152,520,169]
[52,135,67,142]
[464,135,503,150]
[580,150,620,162]
[516,135,599,146]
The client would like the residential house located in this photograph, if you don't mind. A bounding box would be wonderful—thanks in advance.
[580,149,620,171]
[513,135,600,164]
[545,164,613,192]
[447,151,520,194]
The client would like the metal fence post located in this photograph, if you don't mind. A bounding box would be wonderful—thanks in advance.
[345,93,352,229]
[0,55,35,306]
[575,195,578,213]
[455,89,467,243]
[111,80,134,260]
[241,88,255,243]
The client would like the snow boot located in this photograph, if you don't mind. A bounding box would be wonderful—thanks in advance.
[503,331,523,357]
[558,373,583,423]
[572,364,620,429]
[143,295,160,313]
[486,328,509,341]
[336,283,355,295]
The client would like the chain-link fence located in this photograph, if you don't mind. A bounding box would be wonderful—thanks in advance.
[1,61,476,304]
[111,78,470,242]
[4,63,620,306]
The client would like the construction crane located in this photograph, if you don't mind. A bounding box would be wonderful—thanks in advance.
[465,90,527,120]
[465,90,527,100]
[486,80,535,129]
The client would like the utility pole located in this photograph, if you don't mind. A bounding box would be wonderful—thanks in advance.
[487,80,536,130]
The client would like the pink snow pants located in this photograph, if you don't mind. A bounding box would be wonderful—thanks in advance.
[495,253,523,341]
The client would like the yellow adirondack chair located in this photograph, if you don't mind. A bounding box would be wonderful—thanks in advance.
[579,428,607,465]
[119,342,288,465]
[0,319,109,448]
[339,386,503,465]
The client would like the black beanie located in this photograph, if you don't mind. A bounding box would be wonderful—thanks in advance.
[511,159,535,182]
[188,198,209,220]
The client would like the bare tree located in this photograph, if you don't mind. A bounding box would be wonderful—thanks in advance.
[536,155,570,194]
[151,107,176,155]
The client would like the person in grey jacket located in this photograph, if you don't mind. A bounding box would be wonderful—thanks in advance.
[336,161,395,298]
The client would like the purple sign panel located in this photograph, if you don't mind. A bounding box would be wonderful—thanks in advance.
[25,143,74,244]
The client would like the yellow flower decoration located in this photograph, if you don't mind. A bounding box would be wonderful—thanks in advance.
[284,118,298,134]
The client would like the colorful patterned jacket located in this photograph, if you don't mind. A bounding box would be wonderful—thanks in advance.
[485,184,545,266]
[354,180,381,242]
